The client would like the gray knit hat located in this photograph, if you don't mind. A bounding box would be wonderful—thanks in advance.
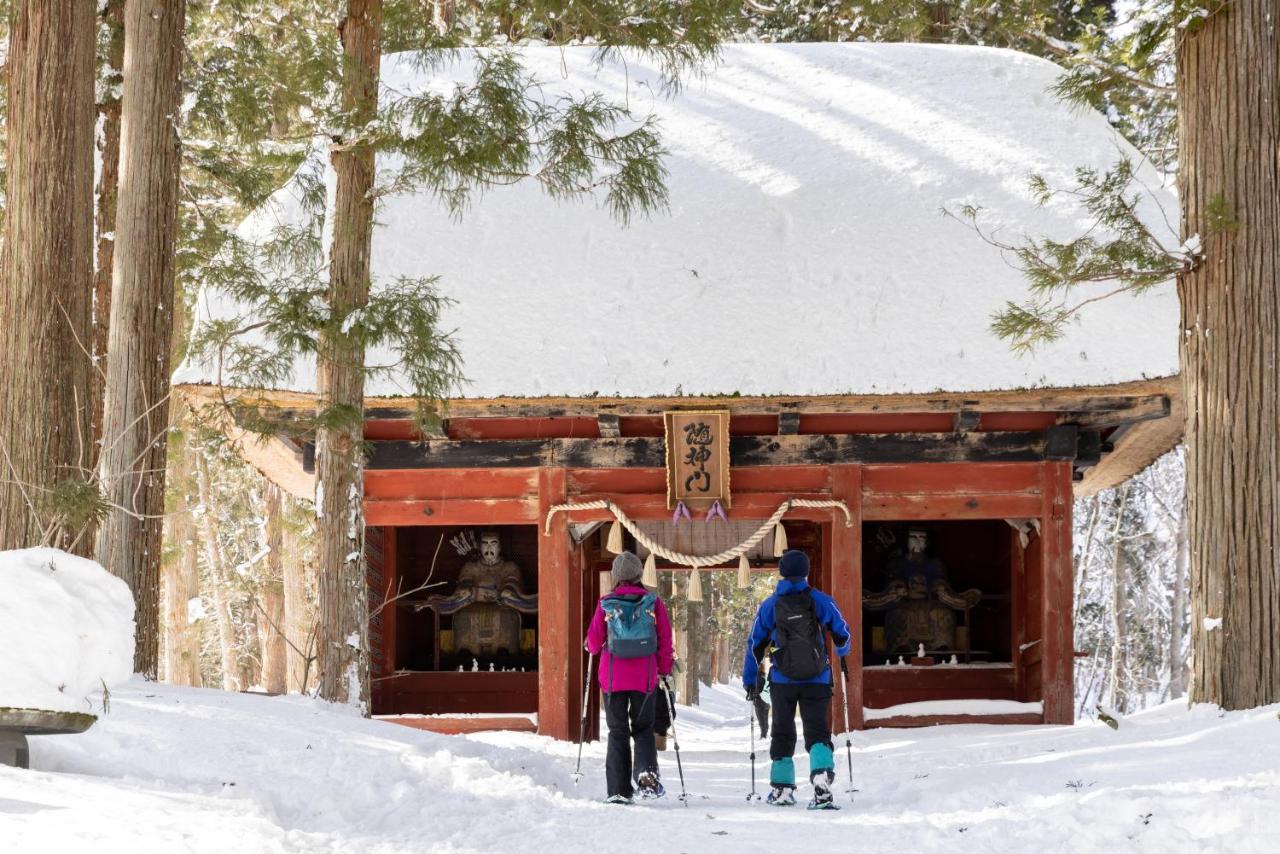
[611,551,644,585]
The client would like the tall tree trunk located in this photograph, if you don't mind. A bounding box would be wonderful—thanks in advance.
[1179,0,1280,709]
[315,0,382,709]
[1106,485,1129,712]
[196,454,240,692]
[682,600,703,705]
[0,1,96,552]
[284,498,314,693]
[94,0,187,678]
[163,433,201,687]
[260,484,288,693]
[1169,500,1190,698]
[91,0,126,468]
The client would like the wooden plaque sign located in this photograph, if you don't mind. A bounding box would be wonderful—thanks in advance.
[664,410,731,510]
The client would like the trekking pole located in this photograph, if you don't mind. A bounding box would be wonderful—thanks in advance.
[661,677,689,805]
[839,657,856,801]
[747,692,761,802]
[572,652,595,785]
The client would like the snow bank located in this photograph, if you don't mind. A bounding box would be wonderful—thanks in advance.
[176,43,1180,401]
[0,548,135,713]
[865,699,1044,719]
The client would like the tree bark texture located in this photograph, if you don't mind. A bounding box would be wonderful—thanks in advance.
[315,0,381,710]
[1169,501,1190,698]
[1179,1,1280,709]
[196,454,240,692]
[284,501,314,693]
[260,484,288,694]
[1108,486,1130,712]
[94,0,187,678]
[0,0,96,552]
[162,434,201,687]
[91,0,126,468]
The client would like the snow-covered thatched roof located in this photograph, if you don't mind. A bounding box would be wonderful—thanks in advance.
[176,43,1180,400]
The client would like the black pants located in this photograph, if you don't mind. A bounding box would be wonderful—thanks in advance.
[768,681,832,761]
[604,690,659,797]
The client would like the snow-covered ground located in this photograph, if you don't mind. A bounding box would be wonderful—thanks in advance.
[4,681,1277,853]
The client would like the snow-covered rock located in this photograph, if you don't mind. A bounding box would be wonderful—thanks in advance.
[0,548,135,713]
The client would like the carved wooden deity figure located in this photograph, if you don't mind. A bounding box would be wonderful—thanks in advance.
[863,529,982,654]
[424,531,538,658]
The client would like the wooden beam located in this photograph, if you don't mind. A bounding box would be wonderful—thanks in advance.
[861,463,1042,495]
[1043,425,1078,460]
[365,497,539,526]
[952,409,981,433]
[778,412,801,434]
[364,468,538,501]
[1063,394,1170,429]
[829,466,863,731]
[596,413,621,438]
[356,431,1061,471]
[537,469,573,741]
[1076,390,1184,496]
[177,376,1179,420]
[862,492,1042,520]
[1040,463,1074,724]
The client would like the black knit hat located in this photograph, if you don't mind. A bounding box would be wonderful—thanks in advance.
[778,549,809,578]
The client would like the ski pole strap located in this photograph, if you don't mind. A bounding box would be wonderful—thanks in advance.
[840,656,849,677]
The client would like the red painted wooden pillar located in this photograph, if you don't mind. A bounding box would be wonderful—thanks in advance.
[537,468,574,740]
[829,465,864,731]
[1040,462,1074,724]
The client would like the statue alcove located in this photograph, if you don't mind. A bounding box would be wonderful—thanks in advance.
[394,524,540,673]
[860,520,1013,667]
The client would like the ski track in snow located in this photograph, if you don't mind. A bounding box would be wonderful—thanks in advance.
[3,680,1278,853]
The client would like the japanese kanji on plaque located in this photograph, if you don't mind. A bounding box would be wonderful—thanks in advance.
[663,410,731,510]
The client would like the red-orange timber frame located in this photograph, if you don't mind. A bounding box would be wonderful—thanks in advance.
[364,455,1075,740]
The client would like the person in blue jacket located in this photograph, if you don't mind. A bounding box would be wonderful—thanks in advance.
[743,549,851,808]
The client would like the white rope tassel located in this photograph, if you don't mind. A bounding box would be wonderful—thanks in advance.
[642,552,658,587]
[773,522,788,556]
[687,568,704,602]
[606,519,624,555]
[737,554,751,588]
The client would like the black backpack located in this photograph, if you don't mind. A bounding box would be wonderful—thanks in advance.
[771,590,827,680]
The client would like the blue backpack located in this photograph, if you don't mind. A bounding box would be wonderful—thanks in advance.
[601,592,659,659]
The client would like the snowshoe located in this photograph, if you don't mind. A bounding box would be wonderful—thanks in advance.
[605,794,635,806]
[636,772,666,800]
[766,785,797,806]
[807,778,839,811]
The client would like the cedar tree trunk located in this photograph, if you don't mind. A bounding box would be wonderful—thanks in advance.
[284,500,314,694]
[91,0,125,466]
[261,484,288,693]
[1169,501,1189,698]
[94,0,187,678]
[315,0,382,709]
[196,454,240,691]
[163,434,202,686]
[0,1,96,551]
[1179,0,1280,709]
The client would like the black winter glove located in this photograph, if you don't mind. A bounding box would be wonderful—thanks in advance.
[745,685,760,703]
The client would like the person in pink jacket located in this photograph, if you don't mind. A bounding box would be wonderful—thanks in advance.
[585,551,674,804]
